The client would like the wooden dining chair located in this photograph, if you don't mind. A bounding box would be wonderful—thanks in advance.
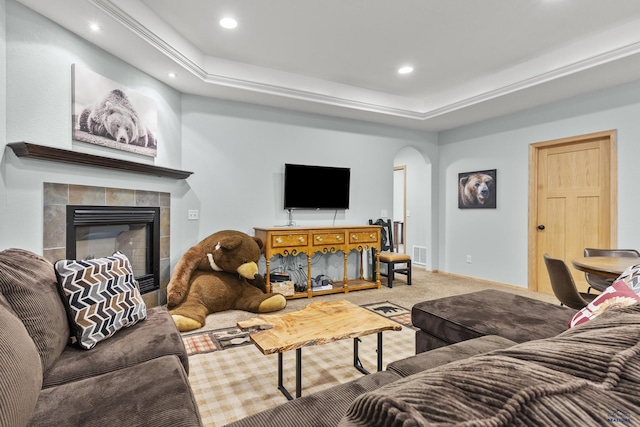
[543,254,598,310]
[583,248,640,293]
[369,219,411,288]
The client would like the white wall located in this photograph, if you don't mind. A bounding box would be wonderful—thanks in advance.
[181,94,435,233]
[2,1,186,265]
[438,79,640,287]
[7,0,639,288]
[0,1,438,278]
[1,0,7,243]
[180,94,436,279]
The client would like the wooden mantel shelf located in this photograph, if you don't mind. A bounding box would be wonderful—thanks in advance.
[7,142,193,180]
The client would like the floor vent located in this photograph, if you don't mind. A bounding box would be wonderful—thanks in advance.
[412,246,427,266]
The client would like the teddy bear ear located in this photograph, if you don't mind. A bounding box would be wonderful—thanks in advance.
[218,236,242,251]
[253,237,264,251]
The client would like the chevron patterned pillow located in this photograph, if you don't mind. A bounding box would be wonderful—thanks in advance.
[54,251,147,350]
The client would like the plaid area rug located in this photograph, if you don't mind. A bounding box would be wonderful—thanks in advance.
[360,301,414,328]
[182,301,413,356]
[182,325,269,356]
[187,313,416,426]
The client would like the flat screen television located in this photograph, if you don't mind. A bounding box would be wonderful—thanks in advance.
[284,163,351,210]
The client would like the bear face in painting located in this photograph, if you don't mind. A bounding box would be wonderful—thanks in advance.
[104,103,138,144]
[459,173,496,208]
[79,89,156,148]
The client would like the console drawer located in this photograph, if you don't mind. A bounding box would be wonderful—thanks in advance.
[312,231,346,246]
[271,233,307,248]
[350,230,379,244]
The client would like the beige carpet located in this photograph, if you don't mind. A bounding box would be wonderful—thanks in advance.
[185,269,560,427]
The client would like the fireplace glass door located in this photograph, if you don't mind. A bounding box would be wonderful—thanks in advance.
[67,206,160,294]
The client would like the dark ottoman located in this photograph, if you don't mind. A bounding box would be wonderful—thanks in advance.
[412,289,577,353]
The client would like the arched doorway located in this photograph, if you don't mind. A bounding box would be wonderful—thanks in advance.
[394,146,432,270]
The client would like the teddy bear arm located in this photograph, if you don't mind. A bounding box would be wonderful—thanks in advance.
[167,245,207,307]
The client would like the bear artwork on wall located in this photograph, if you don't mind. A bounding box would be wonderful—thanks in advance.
[72,64,158,157]
[458,169,497,209]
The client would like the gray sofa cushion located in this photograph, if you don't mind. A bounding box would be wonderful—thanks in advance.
[0,248,70,374]
[226,371,401,427]
[387,335,516,377]
[43,306,189,388]
[0,293,43,427]
[29,355,202,427]
[340,304,640,426]
[412,289,576,350]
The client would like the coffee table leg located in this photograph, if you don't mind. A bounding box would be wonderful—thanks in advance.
[353,337,369,375]
[354,332,384,374]
[295,348,302,398]
[377,332,383,371]
[277,349,302,400]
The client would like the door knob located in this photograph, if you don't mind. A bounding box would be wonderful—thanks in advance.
[537,225,545,230]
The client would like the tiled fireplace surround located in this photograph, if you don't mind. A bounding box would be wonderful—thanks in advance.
[43,183,170,308]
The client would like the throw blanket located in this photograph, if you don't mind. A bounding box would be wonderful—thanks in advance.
[340,304,640,426]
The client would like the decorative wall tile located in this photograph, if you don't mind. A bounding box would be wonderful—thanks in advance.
[106,188,135,206]
[135,190,159,207]
[159,192,171,208]
[43,205,66,249]
[69,185,105,205]
[160,236,170,259]
[43,248,66,264]
[43,183,69,205]
[160,207,170,237]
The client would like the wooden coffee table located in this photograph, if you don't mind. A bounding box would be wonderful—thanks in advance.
[237,299,402,400]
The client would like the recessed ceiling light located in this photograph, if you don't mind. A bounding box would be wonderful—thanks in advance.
[219,17,238,29]
[168,72,177,79]
[398,66,414,75]
[89,22,102,32]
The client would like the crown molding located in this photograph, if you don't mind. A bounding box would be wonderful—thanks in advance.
[90,0,640,124]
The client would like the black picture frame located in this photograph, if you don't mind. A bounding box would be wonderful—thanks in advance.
[458,169,497,209]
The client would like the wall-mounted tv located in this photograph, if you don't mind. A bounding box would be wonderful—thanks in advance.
[284,163,351,210]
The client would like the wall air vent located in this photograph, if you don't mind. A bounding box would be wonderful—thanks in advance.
[412,246,427,266]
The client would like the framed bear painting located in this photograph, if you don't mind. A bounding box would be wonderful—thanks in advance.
[458,169,497,209]
[72,64,158,157]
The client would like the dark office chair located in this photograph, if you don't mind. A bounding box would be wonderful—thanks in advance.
[583,248,640,293]
[543,254,598,310]
[369,219,411,288]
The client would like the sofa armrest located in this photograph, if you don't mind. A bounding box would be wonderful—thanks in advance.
[0,296,43,427]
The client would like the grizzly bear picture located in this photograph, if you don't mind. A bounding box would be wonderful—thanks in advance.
[458,170,496,208]
[78,89,156,149]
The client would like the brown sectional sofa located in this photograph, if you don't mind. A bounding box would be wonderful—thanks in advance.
[0,248,202,427]
[228,288,640,426]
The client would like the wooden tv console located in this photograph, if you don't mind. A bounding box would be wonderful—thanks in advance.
[254,225,381,299]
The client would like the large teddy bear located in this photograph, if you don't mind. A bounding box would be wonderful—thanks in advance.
[167,230,286,332]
